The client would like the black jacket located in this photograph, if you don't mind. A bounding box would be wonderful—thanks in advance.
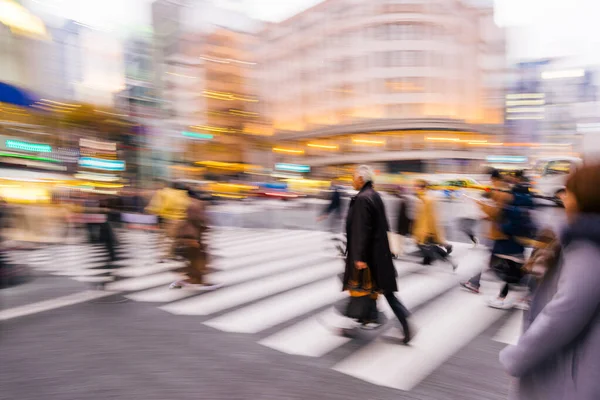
[396,195,412,236]
[343,182,397,293]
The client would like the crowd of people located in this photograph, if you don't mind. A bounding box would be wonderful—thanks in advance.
[2,162,600,398]
[334,163,600,399]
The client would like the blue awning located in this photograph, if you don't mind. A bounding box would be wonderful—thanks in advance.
[0,82,39,108]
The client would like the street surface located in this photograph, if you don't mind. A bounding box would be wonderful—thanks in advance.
[1,199,565,400]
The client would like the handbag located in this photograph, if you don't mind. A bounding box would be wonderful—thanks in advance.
[345,294,378,321]
[344,267,379,322]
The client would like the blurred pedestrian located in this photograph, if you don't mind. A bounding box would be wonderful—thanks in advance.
[146,181,189,262]
[169,189,220,290]
[500,163,600,400]
[412,179,454,268]
[389,186,415,257]
[318,180,342,233]
[342,165,412,343]
[456,191,483,247]
[461,170,525,308]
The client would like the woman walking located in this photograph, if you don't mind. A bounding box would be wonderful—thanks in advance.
[500,164,600,399]
[169,189,220,290]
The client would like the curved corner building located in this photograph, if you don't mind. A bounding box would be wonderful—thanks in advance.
[254,0,507,175]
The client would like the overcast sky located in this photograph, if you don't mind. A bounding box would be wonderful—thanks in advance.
[24,0,600,64]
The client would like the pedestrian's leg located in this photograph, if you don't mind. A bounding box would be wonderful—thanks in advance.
[468,273,482,287]
[184,251,205,285]
[395,234,405,256]
[384,292,411,343]
[499,282,509,299]
[418,244,433,265]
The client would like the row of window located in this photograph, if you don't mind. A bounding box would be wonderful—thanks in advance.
[265,51,452,82]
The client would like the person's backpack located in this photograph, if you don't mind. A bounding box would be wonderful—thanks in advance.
[501,192,536,239]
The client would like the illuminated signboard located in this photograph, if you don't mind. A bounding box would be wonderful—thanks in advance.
[182,131,213,140]
[275,163,311,173]
[6,140,52,153]
[486,156,528,164]
[78,157,125,171]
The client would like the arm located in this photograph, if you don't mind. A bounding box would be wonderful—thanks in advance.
[500,242,600,377]
[145,191,163,215]
[478,191,511,220]
[350,196,372,265]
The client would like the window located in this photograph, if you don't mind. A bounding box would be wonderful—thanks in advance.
[379,51,425,67]
[386,77,425,92]
[545,160,573,176]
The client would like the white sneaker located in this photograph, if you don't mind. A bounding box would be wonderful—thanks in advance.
[514,298,531,311]
[488,297,513,309]
[360,322,383,330]
[169,281,183,289]
[186,282,223,291]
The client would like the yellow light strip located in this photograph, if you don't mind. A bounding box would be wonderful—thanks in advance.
[352,139,386,145]
[307,143,338,150]
[40,99,80,108]
[273,147,305,154]
[468,142,503,146]
[425,137,461,142]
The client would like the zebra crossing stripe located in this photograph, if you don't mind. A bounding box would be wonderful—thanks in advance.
[212,231,323,258]
[205,277,344,333]
[209,230,298,250]
[333,289,506,391]
[160,259,342,316]
[127,252,333,303]
[259,247,485,357]
[106,271,181,292]
[213,238,333,271]
[0,290,114,321]
[493,310,523,345]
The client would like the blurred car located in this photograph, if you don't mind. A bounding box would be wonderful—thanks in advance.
[530,157,582,205]
[251,182,304,200]
[429,178,490,192]
[203,182,257,200]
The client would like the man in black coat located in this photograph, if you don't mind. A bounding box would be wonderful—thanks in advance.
[343,165,412,343]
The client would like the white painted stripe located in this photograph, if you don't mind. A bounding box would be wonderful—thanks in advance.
[209,231,299,251]
[113,260,185,277]
[332,290,506,391]
[73,276,115,283]
[209,229,284,243]
[0,290,114,321]
[205,278,342,333]
[493,310,523,345]
[213,238,334,271]
[160,259,342,316]
[106,271,181,292]
[211,232,322,259]
[259,265,439,357]
[127,252,332,303]
[260,250,486,357]
[54,269,113,277]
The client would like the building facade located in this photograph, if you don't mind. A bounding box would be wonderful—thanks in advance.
[151,0,264,177]
[254,0,507,173]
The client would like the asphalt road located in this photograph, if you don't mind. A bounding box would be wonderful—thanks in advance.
[0,201,565,400]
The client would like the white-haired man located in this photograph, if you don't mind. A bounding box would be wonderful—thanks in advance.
[342,165,412,343]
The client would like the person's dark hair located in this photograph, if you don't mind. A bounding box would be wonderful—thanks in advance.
[566,163,600,214]
[490,169,501,181]
[514,170,524,179]
[415,179,428,189]
[173,182,188,191]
